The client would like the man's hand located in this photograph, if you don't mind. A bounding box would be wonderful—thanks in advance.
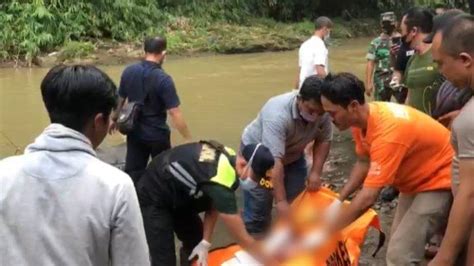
[306,173,322,191]
[108,120,118,135]
[276,200,290,217]
[390,43,401,56]
[438,110,460,129]
[188,240,211,266]
[365,82,374,97]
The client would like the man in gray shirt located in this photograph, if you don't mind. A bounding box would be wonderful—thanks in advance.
[0,65,150,266]
[241,75,332,235]
[430,15,474,266]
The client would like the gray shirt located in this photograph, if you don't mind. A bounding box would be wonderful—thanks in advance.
[0,124,150,266]
[451,96,474,187]
[241,91,333,165]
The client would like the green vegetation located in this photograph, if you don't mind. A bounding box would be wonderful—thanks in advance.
[0,0,472,65]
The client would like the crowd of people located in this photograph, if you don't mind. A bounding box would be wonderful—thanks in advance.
[1,4,473,266]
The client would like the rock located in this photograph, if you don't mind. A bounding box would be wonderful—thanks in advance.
[380,205,391,213]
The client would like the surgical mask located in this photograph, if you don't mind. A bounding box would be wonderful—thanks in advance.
[240,143,262,191]
[324,32,330,42]
[300,110,318,122]
[239,177,258,191]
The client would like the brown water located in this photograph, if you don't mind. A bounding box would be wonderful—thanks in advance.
[0,38,369,157]
[0,38,392,264]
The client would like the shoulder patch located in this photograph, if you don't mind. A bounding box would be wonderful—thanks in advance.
[199,143,217,162]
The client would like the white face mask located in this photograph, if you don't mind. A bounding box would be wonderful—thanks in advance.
[239,177,258,191]
[240,143,262,191]
[300,110,318,122]
[324,32,330,41]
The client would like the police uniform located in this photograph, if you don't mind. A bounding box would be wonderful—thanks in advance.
[136,140,239,266]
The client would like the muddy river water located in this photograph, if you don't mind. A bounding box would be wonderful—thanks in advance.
[0,37,393,264]
[0,38,369,156]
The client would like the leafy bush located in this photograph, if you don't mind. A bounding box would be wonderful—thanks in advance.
[60,41,95,59]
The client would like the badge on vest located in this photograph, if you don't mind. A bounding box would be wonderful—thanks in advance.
[199,143,217,162]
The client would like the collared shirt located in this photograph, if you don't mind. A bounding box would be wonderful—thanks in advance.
[241,92,333,165]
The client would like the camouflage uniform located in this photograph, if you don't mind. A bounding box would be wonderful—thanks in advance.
[366,36,393,101]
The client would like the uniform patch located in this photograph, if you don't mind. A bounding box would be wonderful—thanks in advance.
[199,143,217,162]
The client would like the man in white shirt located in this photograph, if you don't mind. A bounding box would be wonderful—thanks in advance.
[296,16,333,89]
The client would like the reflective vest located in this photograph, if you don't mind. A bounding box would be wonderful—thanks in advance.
[165,140,239,197]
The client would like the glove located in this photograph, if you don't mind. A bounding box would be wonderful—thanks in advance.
[300,229,328,250]
[188,239,211,266]
[324,199,342,224]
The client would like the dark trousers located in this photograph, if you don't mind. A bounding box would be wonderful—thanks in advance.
[242,156,308,236]
[142,205,203,266]
[125,135,170,184]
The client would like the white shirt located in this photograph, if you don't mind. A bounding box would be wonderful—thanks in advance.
[298,36,329,89]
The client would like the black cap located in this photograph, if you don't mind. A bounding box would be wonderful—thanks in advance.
[424,9,465,43]
[242,143,274,178]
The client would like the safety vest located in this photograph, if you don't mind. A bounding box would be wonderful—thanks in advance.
[166,140,239,198]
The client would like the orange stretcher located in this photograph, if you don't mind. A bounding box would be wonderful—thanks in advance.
[199,187,385,266]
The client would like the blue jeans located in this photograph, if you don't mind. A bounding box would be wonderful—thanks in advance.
[242,156,308,235]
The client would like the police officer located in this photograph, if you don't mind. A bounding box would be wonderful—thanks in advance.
[136,140,276,266]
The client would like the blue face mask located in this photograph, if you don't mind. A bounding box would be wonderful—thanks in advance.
[239,177,258,191]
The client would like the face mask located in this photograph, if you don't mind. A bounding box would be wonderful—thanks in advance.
[324,32,330,42]
[382,24,395,35]
[239,177,258,191]
[300,110,318,122]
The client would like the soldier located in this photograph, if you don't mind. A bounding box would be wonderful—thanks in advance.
[365,12,405,103]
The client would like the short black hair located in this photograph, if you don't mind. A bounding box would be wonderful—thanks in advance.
[299,75,324,104]
[403,7,434,33]
[321,73,365,107]
[315,16,333,30]
[41,65,118,133]
[144,36,167,54]
[441,14,474,56]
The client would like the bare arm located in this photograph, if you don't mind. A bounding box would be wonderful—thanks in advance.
[365,60,375,96]
[315,65,327,78]
[272,159,287,206]
[338,156,370,201]
[168,107,192,142]
[331,186,382,231]
[431,159,474,265]
[307,141,331,191]
[109,97,126,134]
[219,213,277,264]
[295,68,301,90]
[202,208,218,242]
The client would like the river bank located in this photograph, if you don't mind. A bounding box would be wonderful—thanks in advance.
[1,17,377,68]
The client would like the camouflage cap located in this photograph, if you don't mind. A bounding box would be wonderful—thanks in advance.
[381,12,396,23]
